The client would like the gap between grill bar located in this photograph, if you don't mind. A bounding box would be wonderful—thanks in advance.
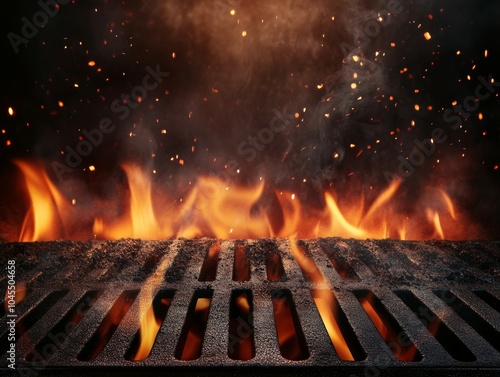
[0,287,48,337]
[275,241,307,284]
[331,290,391,363]
[146,287,197,363]
[97,244,180,363]
[433,290,500,354]
[300,241,343,285]
[47,289,136,364]
[450,290,500,332]
[174,290,213,361]
[16,289,98,363]
[201,241,233,360]
[292,289,337,362]
[411,290,499,364]
[247,240,277,283]
[96,287,164,363]
[370,288,454,364]
[2,238,500,373]
[474,290,500,314]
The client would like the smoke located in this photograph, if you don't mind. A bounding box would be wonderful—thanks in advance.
[134,0,398,191]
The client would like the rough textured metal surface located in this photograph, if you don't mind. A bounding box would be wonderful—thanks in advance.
[0,238,499,376]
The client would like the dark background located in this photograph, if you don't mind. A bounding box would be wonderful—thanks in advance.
[0,0,499,240]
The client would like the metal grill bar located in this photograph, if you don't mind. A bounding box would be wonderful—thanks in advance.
[1,238,499,376]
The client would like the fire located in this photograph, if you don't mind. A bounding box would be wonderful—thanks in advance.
[94,164,165,240]
[358,293,420,362]
[4,282,27,312]
[132,255,173,361]
[229,292,254,360]
[312,291,354,361]
[132,297,171,361]
[289,239,354,360]
[178,297,212,360]
[14,160,465,242]
[272,292,308,360]
[176,177,269,239]
[15,160,70,241]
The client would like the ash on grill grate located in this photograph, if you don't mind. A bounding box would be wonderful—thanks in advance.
[1,238,500,377]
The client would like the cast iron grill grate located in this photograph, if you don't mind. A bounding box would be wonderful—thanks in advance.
[1,238,500,376]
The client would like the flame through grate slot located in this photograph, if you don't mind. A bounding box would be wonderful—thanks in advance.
[77,290,139,361]
[125,289,175,361]
[26,290,102,362]
[1,238,500,377]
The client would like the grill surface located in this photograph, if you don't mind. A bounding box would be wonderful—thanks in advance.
[1,238,500,376]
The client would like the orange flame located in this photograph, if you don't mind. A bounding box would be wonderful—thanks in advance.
[312,290,354,361]
[272,294,306,360]
[14,161,466,242]
[179,298,211,361]
[359,295,419,361]
[133,255,173,360]
[289,239,354,360]
[16,160,69,241]
[176,177,268,239]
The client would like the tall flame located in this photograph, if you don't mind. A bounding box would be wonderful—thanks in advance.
[133,255,172,360]
[289,239,354,360]
[177,177,268,239]
[16,160,69,241]
[94,164,165,240]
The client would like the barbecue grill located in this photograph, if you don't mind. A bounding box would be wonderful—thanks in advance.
[1,238,499,376]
